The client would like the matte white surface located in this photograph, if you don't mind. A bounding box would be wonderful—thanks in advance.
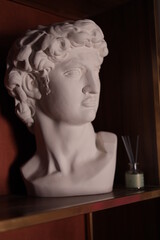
[5,19,117,197]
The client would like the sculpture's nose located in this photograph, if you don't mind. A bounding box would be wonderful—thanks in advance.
[82,70,100,94]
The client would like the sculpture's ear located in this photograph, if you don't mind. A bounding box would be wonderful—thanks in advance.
[38,69,51,96]
[23,74,42,100]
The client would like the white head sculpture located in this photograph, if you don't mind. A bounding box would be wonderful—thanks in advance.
[5,19,117,197]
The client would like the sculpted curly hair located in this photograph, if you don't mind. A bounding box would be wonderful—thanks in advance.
[5,19,108,127]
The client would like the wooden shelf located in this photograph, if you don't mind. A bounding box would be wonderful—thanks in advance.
[0,187,160,232]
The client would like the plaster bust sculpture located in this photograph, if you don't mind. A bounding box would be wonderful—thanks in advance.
[5,19,117,197]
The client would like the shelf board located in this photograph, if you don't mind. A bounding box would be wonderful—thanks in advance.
[0,187,160,232]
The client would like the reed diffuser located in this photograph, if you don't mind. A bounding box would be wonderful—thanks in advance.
[122,135,144,189]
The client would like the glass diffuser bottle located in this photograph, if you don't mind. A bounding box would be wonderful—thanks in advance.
[122,135,144,189]
[125,162,144,189]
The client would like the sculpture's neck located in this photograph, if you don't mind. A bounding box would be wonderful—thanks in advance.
[33,110,97,174]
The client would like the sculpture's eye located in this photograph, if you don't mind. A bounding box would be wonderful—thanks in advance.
[63,68,82,79]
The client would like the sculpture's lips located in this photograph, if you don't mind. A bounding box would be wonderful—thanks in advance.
[82,97,98,107]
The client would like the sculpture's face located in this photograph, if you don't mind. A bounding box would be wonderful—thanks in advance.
[38,47,103,125]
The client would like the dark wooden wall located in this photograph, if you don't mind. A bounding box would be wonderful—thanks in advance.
[0,0,160,239]
[92,0,159,186]
[0,215,85,240]
[91,1,160,239]
[1,0,159,195]
[93,198,160,240]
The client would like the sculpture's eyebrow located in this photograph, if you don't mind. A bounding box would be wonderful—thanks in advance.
[63,58,82,67]
[63,56,102,69]
[60,59,83,72]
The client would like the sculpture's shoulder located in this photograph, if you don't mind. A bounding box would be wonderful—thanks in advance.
[96,131,117,153]
[97,131,117,143]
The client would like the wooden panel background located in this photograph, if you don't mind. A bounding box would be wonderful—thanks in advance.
[0,215,85,240]
[94,6,160,240]
[0,0,159,195]
[0,0,160,239]
[92,0,160,186]
[93,198,160,240]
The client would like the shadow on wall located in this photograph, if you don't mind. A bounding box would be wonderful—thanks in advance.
[0,58,36,195]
